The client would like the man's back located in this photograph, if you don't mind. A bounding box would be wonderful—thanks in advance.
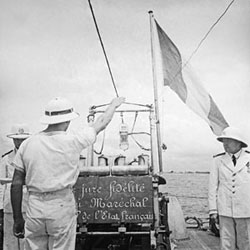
[13,127,96,193]
[10,96,125,250]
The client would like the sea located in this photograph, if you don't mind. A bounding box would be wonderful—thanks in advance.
[159,173,209,219]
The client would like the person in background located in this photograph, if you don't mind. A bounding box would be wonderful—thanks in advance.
[11,96,125,250]
[0,124,30,250]
[208,126,250,250]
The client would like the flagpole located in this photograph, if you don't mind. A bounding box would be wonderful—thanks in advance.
[149,11,163,173]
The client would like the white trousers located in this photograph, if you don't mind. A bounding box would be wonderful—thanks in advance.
[3,213,26,250]
[24,189,77,250]
[219,216,250,250]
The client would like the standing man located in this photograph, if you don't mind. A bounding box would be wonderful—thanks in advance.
[0,124,30,250]
[208,127,250,250]
[11,96,125,250]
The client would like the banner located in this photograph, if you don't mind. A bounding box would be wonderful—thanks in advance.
[155,20,229,135]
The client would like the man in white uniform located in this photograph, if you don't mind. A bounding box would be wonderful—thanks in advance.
[0,124,30,250]
[209,127,250,250]
[10,96,125,250]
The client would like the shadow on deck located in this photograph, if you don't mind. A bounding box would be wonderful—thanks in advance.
[174,229,220,250]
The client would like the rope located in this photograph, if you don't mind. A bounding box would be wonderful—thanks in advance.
[130,112,151,151]
[168,0,236,85]
[124,102,152,108]
[182,0,236,70]
[131,137,151,151]
[91,102,152,110]
[88,0,119,97]
[185,217,204,230]
[130,111,138,133]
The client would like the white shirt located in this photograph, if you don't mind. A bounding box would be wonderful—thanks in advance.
[0,150,13,210]
[0,149,28,212]
[12,126,96,193]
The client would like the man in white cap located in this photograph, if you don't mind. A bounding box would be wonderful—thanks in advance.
[208,127,250,250]
[10,96,125,250]
[0,124,30,250]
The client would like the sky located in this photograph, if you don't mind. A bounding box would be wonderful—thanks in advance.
[0,0,250,172]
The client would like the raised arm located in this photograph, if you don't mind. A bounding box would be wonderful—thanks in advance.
[92,97,125,134]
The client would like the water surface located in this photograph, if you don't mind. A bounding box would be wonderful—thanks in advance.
[159,173,209,219]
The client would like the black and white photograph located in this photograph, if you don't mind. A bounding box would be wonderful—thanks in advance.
[0,0,250,249]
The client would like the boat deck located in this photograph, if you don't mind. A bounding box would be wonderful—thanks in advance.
[174,229,220,250]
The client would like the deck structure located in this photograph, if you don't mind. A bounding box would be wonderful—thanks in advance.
[174,229,220,250]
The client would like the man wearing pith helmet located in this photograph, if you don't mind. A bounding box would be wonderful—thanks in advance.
[10,96,125,250]
[208,126,250,250]
[0,124,30,250]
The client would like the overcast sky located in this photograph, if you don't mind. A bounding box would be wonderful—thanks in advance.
[0,0,249,171]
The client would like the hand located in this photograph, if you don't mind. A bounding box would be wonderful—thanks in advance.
[13,218,25,238]
[210,213,219,224]
[111,97,125,108]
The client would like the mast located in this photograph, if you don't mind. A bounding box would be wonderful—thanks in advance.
[149,11,163,173]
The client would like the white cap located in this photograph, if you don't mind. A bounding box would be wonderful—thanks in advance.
[40,97,79,125]
[7,124,31,139]
[217,127,248,148]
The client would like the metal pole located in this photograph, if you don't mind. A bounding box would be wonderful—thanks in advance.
[87,113,95,166]
[148,11,163,173]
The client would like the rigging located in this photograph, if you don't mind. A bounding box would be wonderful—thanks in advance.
[183,0,236,69]
[88,0,119,97]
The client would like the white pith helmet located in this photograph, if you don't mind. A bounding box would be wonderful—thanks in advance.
[7,123,31,139]
[40,97,79,125]
[217,127,248,148]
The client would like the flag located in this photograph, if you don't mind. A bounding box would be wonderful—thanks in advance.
[155,20,229,136]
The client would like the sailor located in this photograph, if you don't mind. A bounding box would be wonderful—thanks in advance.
[11,96,125,250]
[0,124,30,250]
[208,127,250,250]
